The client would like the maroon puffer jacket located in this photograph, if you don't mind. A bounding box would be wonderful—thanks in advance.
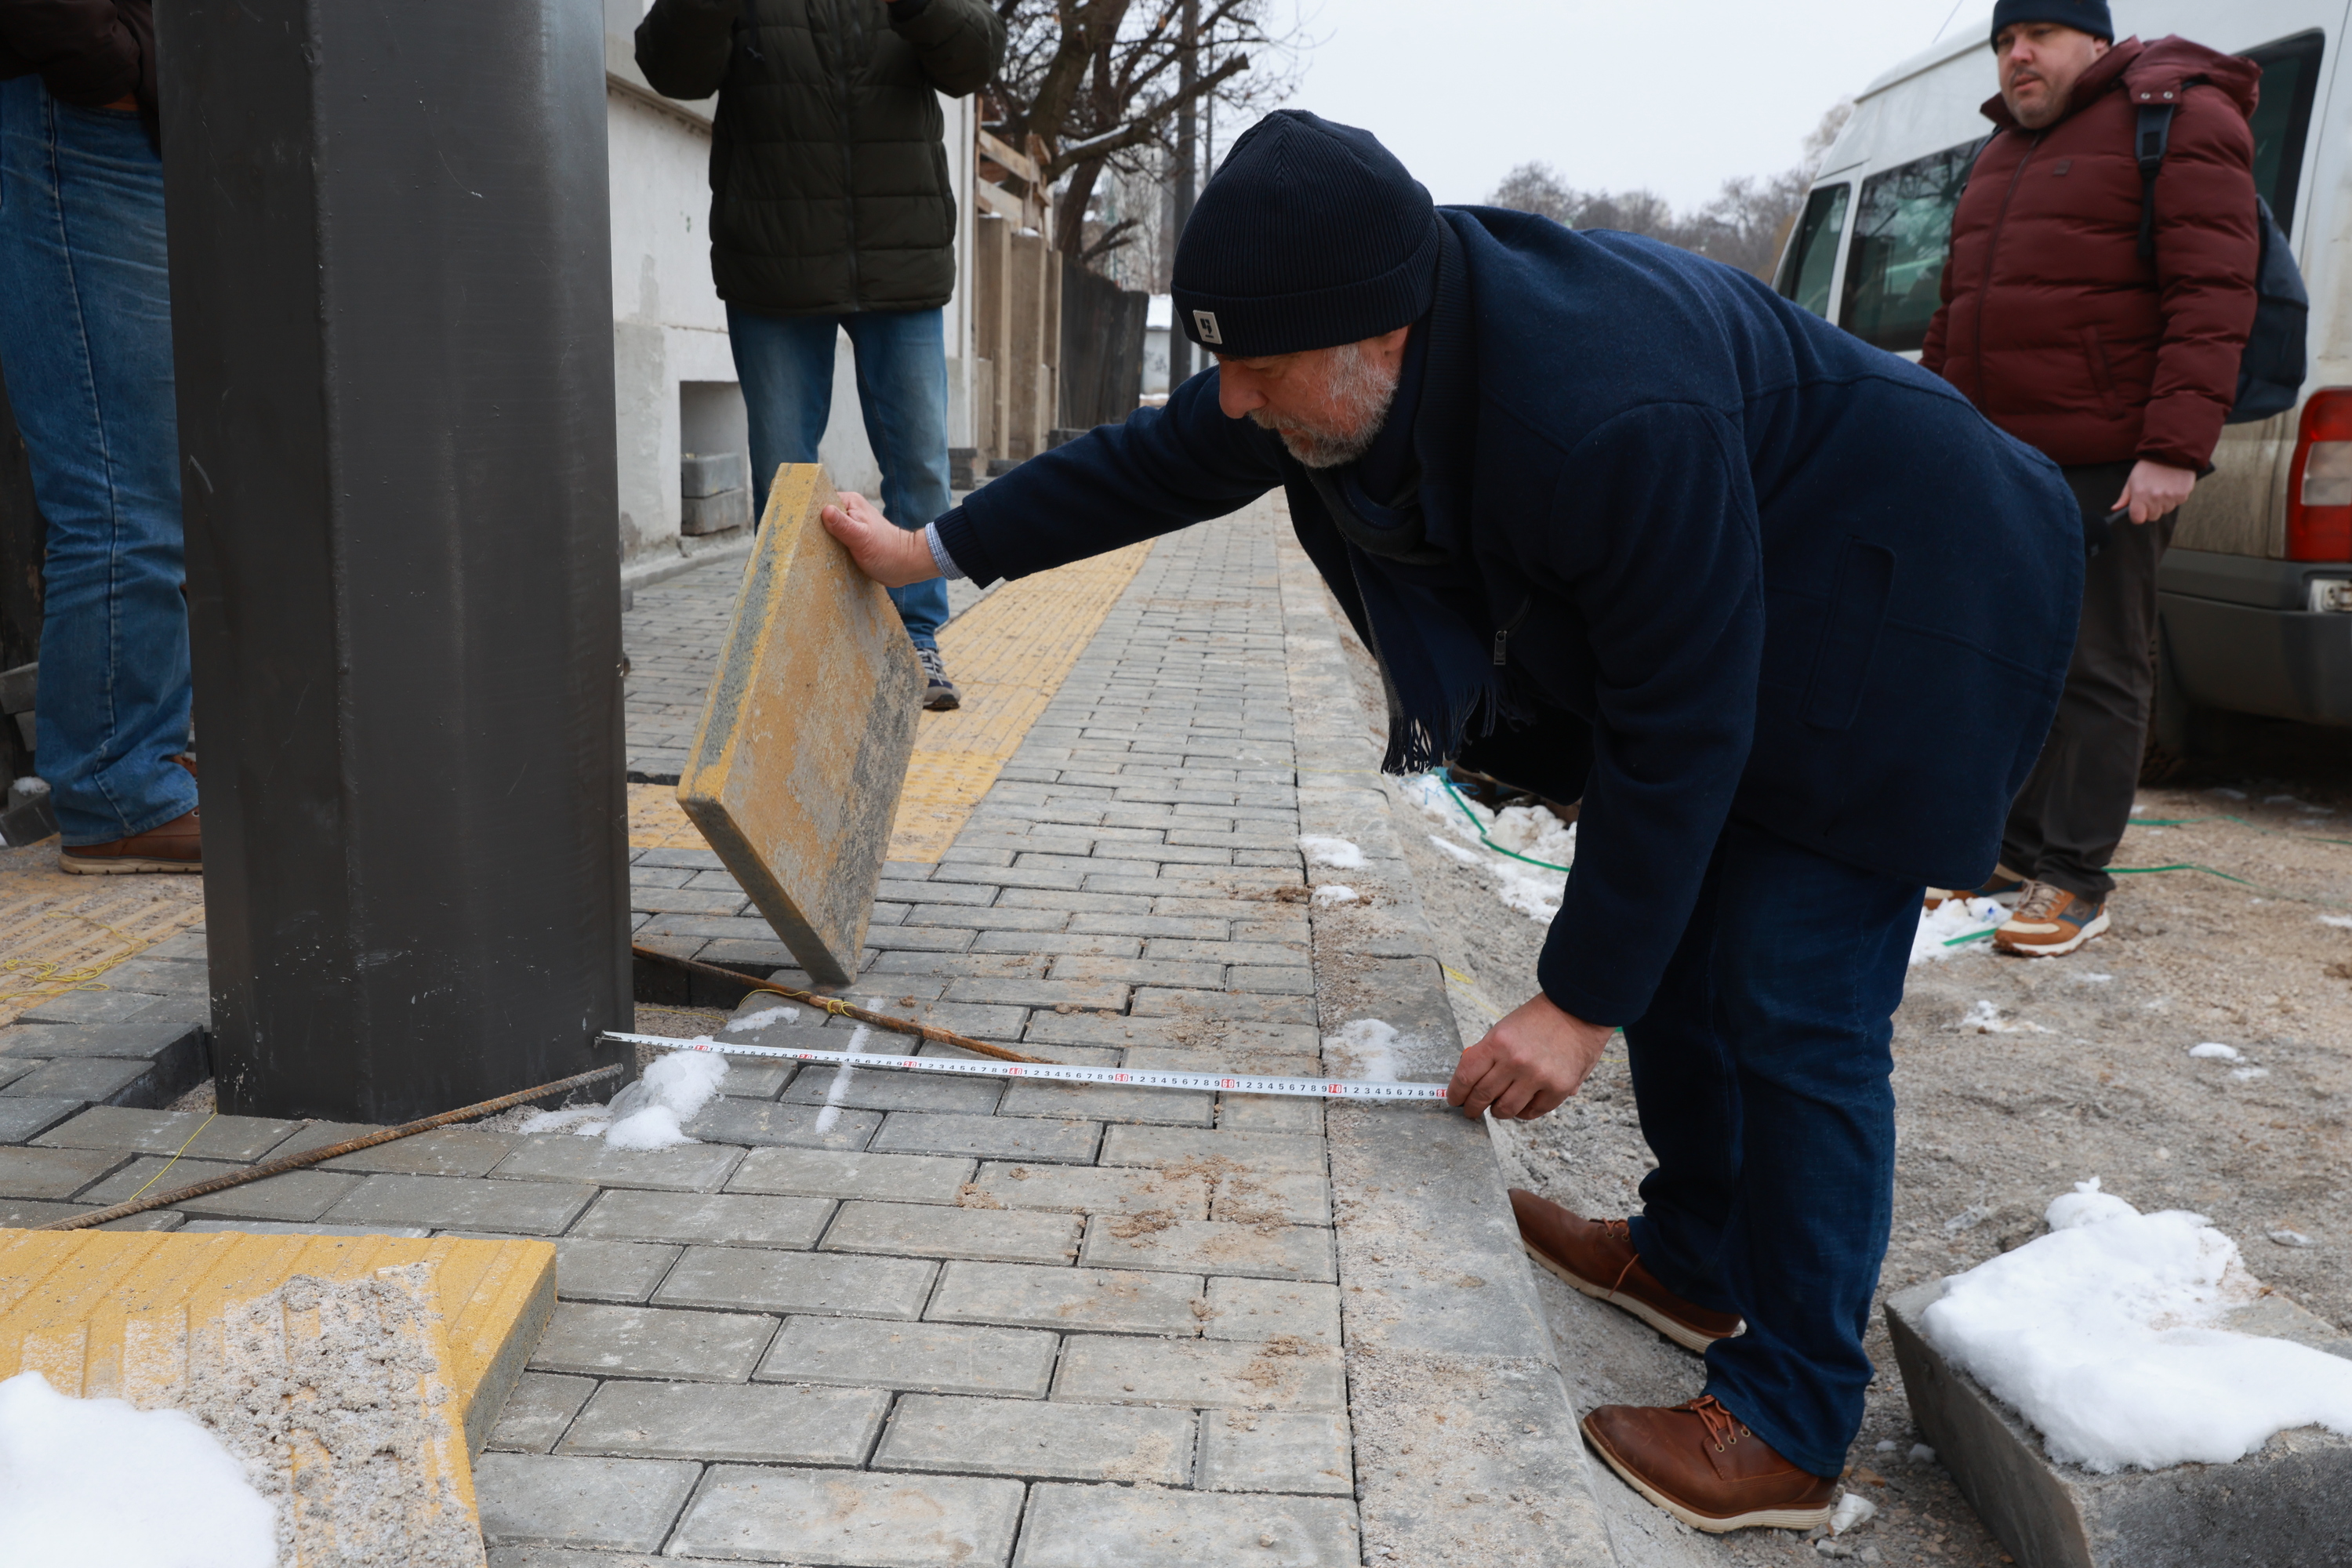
[0,0,156,144]
[1922,36,2259,471]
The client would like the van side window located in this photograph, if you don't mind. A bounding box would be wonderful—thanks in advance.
[1775,183,1849,318]
[2241,30,2324,235]
[1841,142,1977,354]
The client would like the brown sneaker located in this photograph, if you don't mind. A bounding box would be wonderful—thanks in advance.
[1508,1189,1743,1352]
[60,808,201,873]
[1583,1397,1836,1533]
[1993,880,2107,957]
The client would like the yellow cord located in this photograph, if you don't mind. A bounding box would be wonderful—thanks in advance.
[121,1111,217,1205]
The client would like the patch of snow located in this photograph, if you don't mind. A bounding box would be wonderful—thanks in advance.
[1959,1000,2016,1033]
[1310,884,1358,906]
[2321,915,2352,930]
[1906,1443,1936,1465]
[2270,1229,2317,1249]
[728,1004,800,1032]
[1399,773,1573,924]
[1323,1018,1409,1081]
[1872,1439,1898,1454]
[518,1046,728,1149]
[1944,1203,1993,1235]
[1913,897,2003,964]
[2231,1066,2270,1082]
[1921,1181,2352,1472]
[813,1007,880,1134]
[2129,804,2146,815]
[1298,834,1367,869]
[0,1370,277,1567]
[2072,972,2114,985]
[2188,1042,2242,1062]
[1828,1493,1878,1535]
[1426,833,1484,867]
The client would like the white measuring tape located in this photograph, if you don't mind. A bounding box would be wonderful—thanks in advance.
[599,1029,1449,1103]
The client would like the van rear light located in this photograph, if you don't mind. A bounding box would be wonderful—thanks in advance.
[2287,389,2352,561]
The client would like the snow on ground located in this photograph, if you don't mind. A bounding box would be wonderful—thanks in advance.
[0,1370,276,1568]
[520,1047,729,1149]
[726,1004,804,1032]
[1298,834,1367,869]
[1397,772,1573,924]
[1913,895,2004,964]
[1920,1179,2352,1472]
[1323,1018,1409,1080]
[1310,884,1358,906]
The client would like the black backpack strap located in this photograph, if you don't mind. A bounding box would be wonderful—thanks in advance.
[2134,102,2176,264]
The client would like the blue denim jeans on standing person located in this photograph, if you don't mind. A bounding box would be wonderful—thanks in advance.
[727,305,954,650]
[1619,818,1921,1479]
[0,78,195,846]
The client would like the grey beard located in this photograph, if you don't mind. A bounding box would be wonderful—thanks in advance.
[1250,342,1402,469]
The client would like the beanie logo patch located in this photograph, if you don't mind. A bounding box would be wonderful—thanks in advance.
[1193,310,1223,346]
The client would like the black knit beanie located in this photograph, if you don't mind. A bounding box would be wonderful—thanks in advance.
[1990,0,2114,44]
[1171,111,1440,359]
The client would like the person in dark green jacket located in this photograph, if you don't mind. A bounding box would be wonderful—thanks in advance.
[637,0,1003,710]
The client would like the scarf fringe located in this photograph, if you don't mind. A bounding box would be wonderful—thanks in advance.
[1380,686,1512,775]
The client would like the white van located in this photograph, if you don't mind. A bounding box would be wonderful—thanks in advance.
[1773,3,2348,743]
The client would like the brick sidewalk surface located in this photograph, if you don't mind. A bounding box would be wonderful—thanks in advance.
[0,506,1611,1566]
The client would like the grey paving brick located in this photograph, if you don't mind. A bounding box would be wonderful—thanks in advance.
[822,1200,1080,1265]
[13,989,169,1027]
[1046,955,1224,989]
[1098,1124,1327,1177]
[627,865,694,890]
[634,913,786,944]
[880,877,994,906]
[629,887,751,916]
[996,1078,1213,1127]
[0,1145,124,1200]
[35,1106,299,1161]
[1011,1483,1359,1568]
[78,1157,357,1221]
[864,924,979,954]
[682,1098,881,1149]
[997,887,1149,915]
[1195,1410,1355,1494]
[0,1096,84,1143]
[4,1057,154,1103]
[474,1453,700,1553]
[293,1126,521,1176]
[811,1000,1027,1042]
[757,1317,1057,1397]
[1130,987,1316,1024]
[529,1302,774,1382]
[967,931,1140,957]
[877,1394,1193,1484]
[864,949,1047,982]
[1141,938,1305,965]
[779,1063,1002,1116]
[1203,1279,1344,1345]
[941,976,1129,1011]
[634,846,726,869]
[488,1373,597,1453]
[560,1379,887,1465]
[908,903,1069,932]
[545,1238,680,1303]
[1079,1216,1335,1282]
[572,1189,833,1250]
[669,1466,1024,1567]
[1213,1168,1333,1227]
[926,1261,1203,1335]
[1051,1334,1345,1411]
[654,1243,936,1320]
[1216,1094,1323,1134]
[869,1111,1100,1164]
[321,1174,596,1235]
[0,1016,201,1060]
[711,1059,794,1099]
[726,1145,974,1204]
[488,1137,744,1192]
[1121,1040,1319,1072]
[961,1163,1208,1218]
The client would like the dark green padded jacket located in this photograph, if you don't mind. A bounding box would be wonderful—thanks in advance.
[636,0,1003,315]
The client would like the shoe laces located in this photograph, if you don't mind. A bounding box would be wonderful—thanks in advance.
[918,647,947,680]
[1682,1396,1748,1452]
[1598,1219,1639,1300]
[2012,880,2067,921]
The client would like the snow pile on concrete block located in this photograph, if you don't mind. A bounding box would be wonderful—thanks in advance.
[0,1370,277,1568]
[520,1047,728,1149]
[1921,1178,2352,1472]
[1399,772,1573,923]
[1298,833,1367,869]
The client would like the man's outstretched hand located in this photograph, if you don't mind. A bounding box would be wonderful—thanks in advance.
[819,491,940,587]
[1446,992,1613,1120]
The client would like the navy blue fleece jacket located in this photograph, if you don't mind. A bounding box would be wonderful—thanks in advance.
[938,209,2081,1026]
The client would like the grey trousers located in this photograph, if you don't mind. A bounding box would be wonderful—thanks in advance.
[1998,459,2175,901]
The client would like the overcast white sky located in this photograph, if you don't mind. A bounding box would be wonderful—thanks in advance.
[1234,0,2001,211]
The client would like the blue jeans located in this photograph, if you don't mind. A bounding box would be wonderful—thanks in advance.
[0,78,194,845]
[728,305,953,650]
[1621,819,1919,1477]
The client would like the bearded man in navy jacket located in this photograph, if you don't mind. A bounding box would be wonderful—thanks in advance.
[823,111,2080,1533]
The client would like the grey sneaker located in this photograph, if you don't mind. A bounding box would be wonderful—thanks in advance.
[918,646,960,711]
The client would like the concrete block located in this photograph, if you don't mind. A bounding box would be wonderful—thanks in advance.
[321,1174,597,1236]
[869,1111,1100,1164]
[529,1302,774,1382]
[669,1465,1024,1566]
[941,976,1130,1011]
[961,1162,1208,1218]
[683,1097,881,1149]
[488,1372,597,1454]
[547,1239,679,1304]
[13,988,168,1027]
[0,1144,124,1200]
[1218,1093,1323,1134]
[0,1096,85,1144]
[474,1453,700,1553]
[681,449,747,497]
[1886,1279,2352,1568]
[1196,1410,1354,1494]
[654,1243,936,1320]
[4,1055,165,1106]
[679,485,750,535]
[1080,1215,1336,1282]
[822,1199,1080,1264]
[677,463,923,987]
[779,1063,1003,1116]
[925,1260,1203,1335]
[1052,1334,1345,1412]
[715,1060,793,1099]
[757,1316,1057,1397]
[1098,1124,1327,1176]
[80,1156,357,1221]
[572,1189,833,1250]
[1010,1483,1360,1568]
[36,1105,299,1161]
[725,1145,975,1204]
[0,1016,203,1065]
[307,1126,521,1177]
[876,1393,1194,1483]
[1203,1278,1343,1345]
[996,1076,1213,1127]
[560,1379,887,1465]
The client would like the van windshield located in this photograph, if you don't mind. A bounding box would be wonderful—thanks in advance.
[1776,183,1849,318]
[2242,31,2324,235]
[1841,142,1977,354]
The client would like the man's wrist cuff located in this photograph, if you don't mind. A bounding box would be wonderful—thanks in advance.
[924,520,966,581]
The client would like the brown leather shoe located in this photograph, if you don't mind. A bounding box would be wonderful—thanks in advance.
[60,808,201,873]
[1509,1189,1742,1352]
[1583,1397,1836,1533]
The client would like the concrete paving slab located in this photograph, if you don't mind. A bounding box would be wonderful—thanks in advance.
[669,1465,1025,1566]
[34,1105,300,1161]
[996,1077,1214,1126]
[870,1110,1101,1163]
[822,1199,1081,1264]
[876,1393,1194,1483]
[0,1096,85,1144]
[961,1162,1208,1218]
[529,1302,775,1383]
[1051,1334,1345,1412]
[560,1378,889,1465]
[297,1125,521,1176]
[5,1056,161,1105]
[488,1136,743,1192]
[725,1145,975,1203]
[572,1188,833,1249]
[0,1016,202,1061]
[0,1144,123,1199]
[925,1260,1203,1335]
[78,1156,356,1221]
[548,1238,681,1303]
[1010,1483,1360,1568]
[653,1243,937,1320]
[1096,1123,1327,1175]
[321,1174,597,1236]
[1203,1279,1344,1345]
[1080,1215,1335,1282]
[1196,1410,1355,1494]
[684,1097,881,1149]
[487,1373,597,1454]
[757,1317,1058,1397]
[474,1453,701,1553]
[778,1064,1003,1116]
[1216,1093,1323,1134]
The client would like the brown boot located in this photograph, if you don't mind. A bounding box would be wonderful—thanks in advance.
[1583,1397,1836,1533]
[60,808,201,874]
[1508,1189,1742,1352]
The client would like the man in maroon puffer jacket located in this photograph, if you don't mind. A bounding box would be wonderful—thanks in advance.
[1922,0,2258,958]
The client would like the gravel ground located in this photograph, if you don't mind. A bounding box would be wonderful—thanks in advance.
[1336,629,2352,1567]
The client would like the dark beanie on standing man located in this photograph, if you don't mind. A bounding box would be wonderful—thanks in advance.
[1170,110,1440,360]
[1989,0,2114,45]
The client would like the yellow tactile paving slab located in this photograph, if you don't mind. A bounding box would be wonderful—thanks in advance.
[628,781,702,849]
[889,539,1154,862]
[0,839,205,1026]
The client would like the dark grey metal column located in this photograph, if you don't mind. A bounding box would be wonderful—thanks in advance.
[157,0,630,1121]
